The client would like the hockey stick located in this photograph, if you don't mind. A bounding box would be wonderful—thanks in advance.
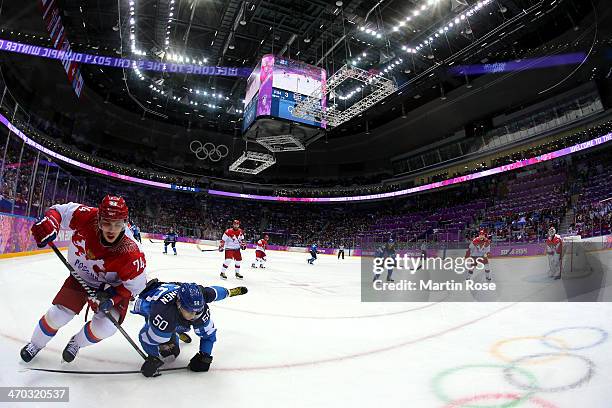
[48,243,147,360]
[149,238,162,244]
[196,244,218,252]
[26,366,188,375]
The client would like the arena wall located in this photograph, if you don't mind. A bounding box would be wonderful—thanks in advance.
[0,213,71,258]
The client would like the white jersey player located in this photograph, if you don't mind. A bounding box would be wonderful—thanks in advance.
[465,229,492,281]
[219,219,246,280]
[252,234,269,268]
[545,227,562,279]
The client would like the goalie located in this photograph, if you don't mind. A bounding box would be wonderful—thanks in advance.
[545,227,562,280]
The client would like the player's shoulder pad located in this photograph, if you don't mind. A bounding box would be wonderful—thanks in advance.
[112,240,147,280]
[69,205,98,229]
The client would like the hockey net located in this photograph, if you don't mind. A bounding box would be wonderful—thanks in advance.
[561,236,594,279]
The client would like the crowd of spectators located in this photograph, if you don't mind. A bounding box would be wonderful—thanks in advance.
[1,88,611,247]
[570,153,612,237]
[1,144,610,248]
[2,81,611,199]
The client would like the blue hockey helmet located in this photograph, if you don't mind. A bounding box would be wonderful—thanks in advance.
[177,283,205,314]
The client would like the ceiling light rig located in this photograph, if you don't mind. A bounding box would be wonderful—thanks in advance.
[121,0,246,121]
[349,52,368,66]
[390,0,440,33]
[401,0,494,56]
[165,53,208,65]
[127,0,145,56]
[337,57,404,100]
[358,26,383,39]
[163,0,175,52]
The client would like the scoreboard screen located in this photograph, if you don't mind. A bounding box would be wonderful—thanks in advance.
[242,55,326,132]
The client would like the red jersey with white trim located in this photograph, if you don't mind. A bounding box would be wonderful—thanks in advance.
[468,236,491,257]
[545,234,562,255]
[49,202,147,303]
[256,239,268,253]
[221,228,244,250]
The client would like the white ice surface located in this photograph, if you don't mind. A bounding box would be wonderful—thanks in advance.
[0,241,611,408]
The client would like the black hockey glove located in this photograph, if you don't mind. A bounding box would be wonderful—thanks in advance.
[159,339,180,359]
[188,352,213,372]
[229,287,248,297]
[141,355,164,377]
[94,287,115,313]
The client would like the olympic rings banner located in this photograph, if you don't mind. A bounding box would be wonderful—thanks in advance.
[189,141,229,162]
[0,39,252,78]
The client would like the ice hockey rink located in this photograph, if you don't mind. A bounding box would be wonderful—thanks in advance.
[1,241,611,408]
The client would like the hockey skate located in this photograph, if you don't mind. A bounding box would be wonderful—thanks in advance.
[220,272,228,280]
[62,336,80,363]
[235,272,244,279]
[20,343,42,363]
[251,263,256,268]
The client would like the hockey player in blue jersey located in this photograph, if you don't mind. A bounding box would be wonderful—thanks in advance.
[163,228,178,255]
[307,243,318,264]
[130,222,141,243]
[132,279,248,377]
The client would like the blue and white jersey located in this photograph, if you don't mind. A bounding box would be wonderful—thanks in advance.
[310,244,318,253]
[132,282,229,357]
[131,225,140,235]
[164,232,178,243]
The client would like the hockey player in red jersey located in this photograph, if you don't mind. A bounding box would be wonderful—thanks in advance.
[545,227,562,279]
[465,229,492,281]
[219,219,246,280]
[251,234,269,268]
[21,195,147,363]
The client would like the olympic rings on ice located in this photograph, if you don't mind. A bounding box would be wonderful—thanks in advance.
[503,353,595,393]
[432,326,608,407]
[490,336,569,365]
[540,326,608,351]
[189,140,229,162]
[432,364,538,408]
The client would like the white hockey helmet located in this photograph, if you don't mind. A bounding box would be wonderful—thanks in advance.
[548,226,556,237]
